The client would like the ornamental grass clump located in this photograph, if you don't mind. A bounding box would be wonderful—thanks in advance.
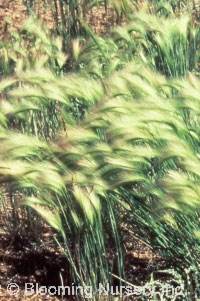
[0,9,200,299]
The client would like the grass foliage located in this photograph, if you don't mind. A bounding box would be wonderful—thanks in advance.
[1,1,200,299]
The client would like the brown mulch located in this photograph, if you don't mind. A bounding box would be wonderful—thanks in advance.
[0,216,162,300]
[0,0,117,40]
[0,290,59,301]
[0,195,162,300]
